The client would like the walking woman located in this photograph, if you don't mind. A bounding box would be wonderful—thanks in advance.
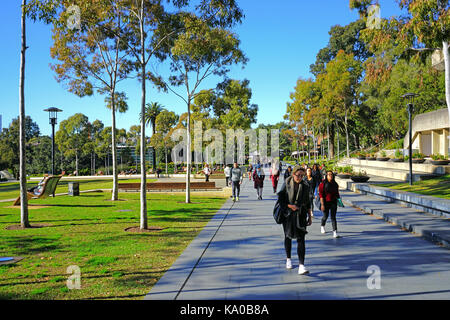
[203,163,212,182]
[303,167,317,218]
[284,166,292,180]
[247,163,254,181]
[277,166,313,275]
[252,165,265,200]
[319,170,341,238]
[270,162,280,193]
[312,164,323,184]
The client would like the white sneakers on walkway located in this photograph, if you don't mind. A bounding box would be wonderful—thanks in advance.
[286,259,309,275]
[286,258,293,269]
[321,226,339,238]
[298,264,309,275]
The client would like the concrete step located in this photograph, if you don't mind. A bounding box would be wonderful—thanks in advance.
[341,190,450,249]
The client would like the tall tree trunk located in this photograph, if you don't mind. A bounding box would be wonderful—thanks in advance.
[19,0,30,228]
[345,109,350,158]
[336,118,340,161]
[111,90,118,200]
[75,151,79,176]
[165,144,168,177]
[327,124,330,160]
[328,122,335,159]
[186,98,191,203]
[139,1,148,230]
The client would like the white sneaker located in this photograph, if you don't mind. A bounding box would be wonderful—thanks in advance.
[298,264,309,275]
[286,258,293,269]
[333,231,339,238]
[321,226,325,234]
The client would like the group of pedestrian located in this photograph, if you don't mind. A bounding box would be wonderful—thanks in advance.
[277,163,342,275]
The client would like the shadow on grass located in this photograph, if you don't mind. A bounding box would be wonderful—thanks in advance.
[2,236,63,256]
[41,204,115,208]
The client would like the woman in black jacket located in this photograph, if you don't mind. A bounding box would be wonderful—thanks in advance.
[303,167,317,217]
[277,166,313,275]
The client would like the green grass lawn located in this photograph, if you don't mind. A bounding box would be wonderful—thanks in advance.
[378,174,450,200]
[0,179,156,201]
[0,191,227,300]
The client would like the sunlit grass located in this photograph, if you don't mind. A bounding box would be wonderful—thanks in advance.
[0,191,226,300]
[378,174,450,200]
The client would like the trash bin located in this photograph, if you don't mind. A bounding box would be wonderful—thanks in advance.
[68,182,79,196]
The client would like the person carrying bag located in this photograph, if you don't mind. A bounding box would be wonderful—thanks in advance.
[319,170,342,238]
[275,166,313,275]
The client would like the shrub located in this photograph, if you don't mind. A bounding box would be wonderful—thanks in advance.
[431,153,445,160]
[412,152,425,159]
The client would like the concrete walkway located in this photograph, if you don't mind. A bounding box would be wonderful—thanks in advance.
[146,170,450,300]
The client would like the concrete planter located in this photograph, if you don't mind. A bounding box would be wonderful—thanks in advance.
[411,159,426,164]
[357,156,366,160]
[376,157,390,161]
[367,157,376,161]
[337,174,351,179]
[390,158,404,163]
[350,176,370,182]
[429,160,450,165]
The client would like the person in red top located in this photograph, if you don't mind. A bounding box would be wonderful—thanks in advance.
[319,170,341,238]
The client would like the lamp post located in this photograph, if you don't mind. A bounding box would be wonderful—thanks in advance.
[401,93,418,185]
[44,107,62,176]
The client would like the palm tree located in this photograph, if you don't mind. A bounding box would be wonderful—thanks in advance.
[141,102,164,170]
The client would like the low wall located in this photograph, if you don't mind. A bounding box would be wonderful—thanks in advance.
[343,158,447,174]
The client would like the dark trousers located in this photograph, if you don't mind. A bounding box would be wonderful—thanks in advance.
[321,201,338,231]
[225,177,229,186]
[205,175,209,182]
[284,235,306,265]
[232,181,240,198]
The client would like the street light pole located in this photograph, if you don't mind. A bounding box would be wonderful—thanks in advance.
[44,108,62,176]
[401,93,418,186]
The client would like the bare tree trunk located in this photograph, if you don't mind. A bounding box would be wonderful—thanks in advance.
[165,144,168,177]
[75,151,79,176]
[19,0,30,228]
[336,118,340,161]
[139,0,148,230]
[345,109,350,158]
[327,124,330,160]
[186,98,191,203]
[111,90,119,200]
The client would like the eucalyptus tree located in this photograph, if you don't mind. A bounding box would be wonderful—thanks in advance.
[49,1,132,200]
[55,113,91,176]
[161,12,247,203]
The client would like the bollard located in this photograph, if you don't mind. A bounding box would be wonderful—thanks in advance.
[68,182,80,196]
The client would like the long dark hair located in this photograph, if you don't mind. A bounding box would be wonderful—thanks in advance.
[324,170,338,193]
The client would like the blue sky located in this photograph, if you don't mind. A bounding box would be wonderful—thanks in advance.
[0,0,404,136]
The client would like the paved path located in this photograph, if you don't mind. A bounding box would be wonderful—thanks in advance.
[146,170,450,300]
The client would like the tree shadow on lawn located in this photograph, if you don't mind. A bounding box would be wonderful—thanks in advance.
[2,236,64,256]
[41,204,115,208]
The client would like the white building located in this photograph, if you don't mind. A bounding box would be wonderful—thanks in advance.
[404,108,449,157]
